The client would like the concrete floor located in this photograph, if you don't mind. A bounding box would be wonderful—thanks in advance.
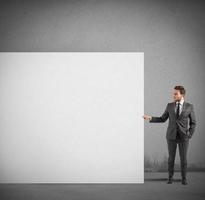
[0,172,205,200]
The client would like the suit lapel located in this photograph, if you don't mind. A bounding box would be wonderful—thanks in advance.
[172,102,177,119]
[178,101,186,119]
[173,101,186,119]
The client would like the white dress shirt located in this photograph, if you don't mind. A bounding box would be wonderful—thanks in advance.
[175,97,184,115]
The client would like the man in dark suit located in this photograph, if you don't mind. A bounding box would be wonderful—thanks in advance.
[143,85,196,185]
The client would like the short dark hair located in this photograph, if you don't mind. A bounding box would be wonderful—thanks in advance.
[174,85,186,96]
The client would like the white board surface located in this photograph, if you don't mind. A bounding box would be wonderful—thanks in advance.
[0,52,144,183]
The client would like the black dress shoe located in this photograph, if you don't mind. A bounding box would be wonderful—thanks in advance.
[167,177,173,184]
[182,178,188,185]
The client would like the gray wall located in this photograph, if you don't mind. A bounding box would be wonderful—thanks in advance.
[0,0,204,166]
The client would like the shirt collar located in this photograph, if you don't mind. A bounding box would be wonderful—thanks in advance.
[176,97,184,105]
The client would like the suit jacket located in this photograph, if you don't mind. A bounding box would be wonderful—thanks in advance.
[149,101,196,140]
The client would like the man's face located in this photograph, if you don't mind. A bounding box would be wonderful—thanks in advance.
[173,89,184,102]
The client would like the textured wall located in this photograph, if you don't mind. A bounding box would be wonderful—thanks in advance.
[0,0,204,166]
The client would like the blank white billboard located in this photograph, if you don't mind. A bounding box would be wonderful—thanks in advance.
[0,52,144,183]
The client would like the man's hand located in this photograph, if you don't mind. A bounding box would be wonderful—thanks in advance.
[142,115,152,121]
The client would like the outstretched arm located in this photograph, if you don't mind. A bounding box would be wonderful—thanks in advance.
[188,104,196,138]
[148,103,169,123]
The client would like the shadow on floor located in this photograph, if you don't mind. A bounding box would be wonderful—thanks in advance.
[145,178,181,182]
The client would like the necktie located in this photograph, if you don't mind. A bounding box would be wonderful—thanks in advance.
[176,102,181,139]
[176,102,180,118]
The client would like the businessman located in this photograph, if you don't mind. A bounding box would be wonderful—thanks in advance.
[143,85,196,185]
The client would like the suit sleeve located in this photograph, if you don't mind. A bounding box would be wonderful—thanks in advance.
[188,104,196,138]
[149,103,169,123]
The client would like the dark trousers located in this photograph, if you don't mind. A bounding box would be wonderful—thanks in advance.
[166,132,189,179]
